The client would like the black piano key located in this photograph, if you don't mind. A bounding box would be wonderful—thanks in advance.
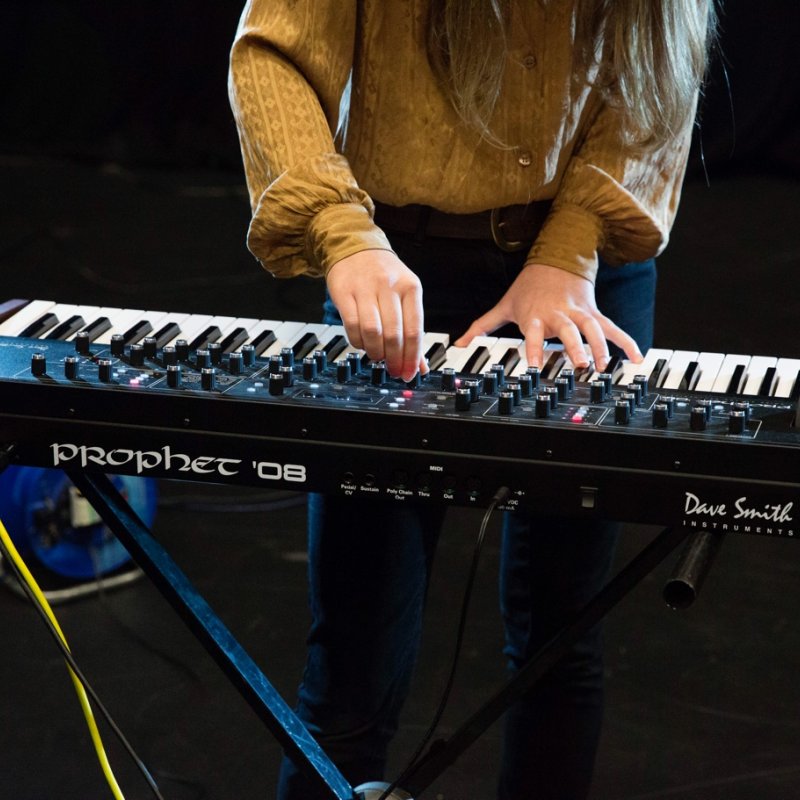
[425,342,447,370]
[678,361,700,391]
[151,321,183,349]
[497,347,521,374]
[602,355,623,383]
[122,320,154,345]
[79,316,113,342]
[248,328,277,356]
[218,326,250,353]
[757,366,777,397]
[789,370,800,402]
[292,331,320,359]
[542,349,565,378]
[189,325,222,351]
[462,345,490,374]
[726,363,746,395]
[0,298,30,324]
[648,357,669,390]
[44,315,86,341]
[323,334,348,362]
[18,312,59,338]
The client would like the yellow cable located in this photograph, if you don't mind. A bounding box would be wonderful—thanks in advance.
[0,519,126,800]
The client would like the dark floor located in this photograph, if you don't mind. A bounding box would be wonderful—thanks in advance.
[1,153,799,800]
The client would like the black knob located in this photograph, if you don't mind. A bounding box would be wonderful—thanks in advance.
[561,368,575,391]
[110,334,125,357]
[30,353,46,376]
[280,346,294,367]
[632,374,648,400]
[482,371,499,395]
[589,380,605,403]
[507,382,522,406]
[698,398,713,420]
[208,342,223,365]
[98,358,113,382]
[518,373,533,397]
[269,373,285,396]
[441,368,457,391]
[498,391,514,415]
[661,395,676,418]
[455,387,472,411]
[195,349,212,369]
[336,359,351,383]
[733,400,750,420]
[175,339,190,361]
[490,363,505,387]
[228,352,243,375]
[280,364,294,388]
[143,337,158,359]
[554,376,570,400]
[129,344,145,367]
[652,403,669,428]
[534,394,551,418]
[543,386,558,409]
[371,362,386,386]
[64,356,79,380]
[464,379,480,402]
[74,331,91,355]
[621,392,637,415]
[302,356,318,381]
[597,373,613,396]
[241,344,255,367]
[346,352,362,375]
[166,364,182,388]
[201,367,216,391]
[525,366,541,390]
[728,410,746,435]
[615,399,631,425]
[162,346,177,366]
[690,406,707,431]
[313,349,327,372]
[626,382,643,406]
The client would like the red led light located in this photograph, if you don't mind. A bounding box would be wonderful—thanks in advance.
[402,390,414,398]
[571,414,583,423]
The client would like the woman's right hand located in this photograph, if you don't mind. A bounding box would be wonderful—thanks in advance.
[326,250,426,382]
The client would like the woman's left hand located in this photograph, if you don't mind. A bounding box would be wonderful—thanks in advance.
[453,262,643,372]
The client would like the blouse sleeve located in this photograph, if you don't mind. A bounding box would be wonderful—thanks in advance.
[528,95,697,283]
[228,0,393,278]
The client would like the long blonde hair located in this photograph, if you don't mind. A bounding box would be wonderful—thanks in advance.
[426,0,718,149]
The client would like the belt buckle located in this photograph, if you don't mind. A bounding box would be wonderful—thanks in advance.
[490,207,526,252]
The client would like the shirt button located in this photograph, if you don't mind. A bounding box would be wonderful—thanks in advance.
[522,53,537,70]
[517,150,533,167]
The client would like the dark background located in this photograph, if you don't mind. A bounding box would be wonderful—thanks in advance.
[1,3,799,799]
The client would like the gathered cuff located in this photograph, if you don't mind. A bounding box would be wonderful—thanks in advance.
[246,153,391,278]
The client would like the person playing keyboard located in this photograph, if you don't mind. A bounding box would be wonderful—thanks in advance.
[228,2,718,797]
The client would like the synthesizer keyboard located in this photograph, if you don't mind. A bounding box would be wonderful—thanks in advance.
[0,299,799,537]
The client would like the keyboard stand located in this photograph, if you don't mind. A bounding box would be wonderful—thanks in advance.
[59,466,691,800]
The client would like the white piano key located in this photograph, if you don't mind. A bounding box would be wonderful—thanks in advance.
[439,335,497,373]
[741,355,778,396]
[710,354,751,394]
[510,342,566,378]
[773,358,800,399]
[261,321,320,358]
[613,348,674,387]
[658,351,700,390]
[689,352,726,392]
[0,299,57,336]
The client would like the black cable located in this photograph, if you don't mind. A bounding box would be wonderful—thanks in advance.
[377,486,510,800]
[0,536,167,800]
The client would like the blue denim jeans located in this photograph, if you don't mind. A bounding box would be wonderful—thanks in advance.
[277,233,656,800]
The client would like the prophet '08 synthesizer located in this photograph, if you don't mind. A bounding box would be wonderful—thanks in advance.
[0,299,799,538]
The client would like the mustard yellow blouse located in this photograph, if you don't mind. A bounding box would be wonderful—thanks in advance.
[228,0,695,284]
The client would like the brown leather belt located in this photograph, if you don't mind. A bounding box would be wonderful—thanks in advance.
[373,200,551,252]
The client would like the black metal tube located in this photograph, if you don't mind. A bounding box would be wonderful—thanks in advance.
[663,529,726,610]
